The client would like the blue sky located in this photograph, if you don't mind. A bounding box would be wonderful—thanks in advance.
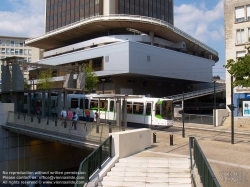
[0,0,225,80]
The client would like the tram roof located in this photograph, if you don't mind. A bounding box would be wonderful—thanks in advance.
[92,94,144,99]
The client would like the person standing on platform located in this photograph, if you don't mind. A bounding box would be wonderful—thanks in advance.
[75,105,80,119]
[67,108,73,120]
[60,108,67,127]
[36,104,41,115]
[85,108,90,122]
[72,111,78,130]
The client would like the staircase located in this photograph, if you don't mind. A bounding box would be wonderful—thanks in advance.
[98,157,191,187]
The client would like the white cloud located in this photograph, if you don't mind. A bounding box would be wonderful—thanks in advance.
[0,0,45,38]
[174,0,224,43]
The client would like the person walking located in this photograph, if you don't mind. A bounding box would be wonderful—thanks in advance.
[75,105,80,120]
[76,105,80,115]
[67,108,73,120]
[36,104,41,115]
[72,111,78,130]
[85,108,90,122]
[60,108,67,127]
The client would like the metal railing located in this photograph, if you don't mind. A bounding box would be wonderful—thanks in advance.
[184,114,213,125]
[6,111,121,144]
[165,85,225,102]
[25,14,218,57]
[74,135,112,187]
[189,137,221,187]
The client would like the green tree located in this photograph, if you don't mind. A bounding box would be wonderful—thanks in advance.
[37,69,54,89]
[24,79,31,90]
[83,65,99,93]
[224,46,250,87]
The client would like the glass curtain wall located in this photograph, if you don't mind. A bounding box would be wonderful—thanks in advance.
[46,0,103,32]
[118,0,173,24]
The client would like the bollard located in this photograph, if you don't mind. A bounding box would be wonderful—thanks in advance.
[170,135,173,146]
[96,125,99,133]
[153,132,156,143]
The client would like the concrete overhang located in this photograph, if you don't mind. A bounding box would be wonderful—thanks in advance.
[25,15,219,62]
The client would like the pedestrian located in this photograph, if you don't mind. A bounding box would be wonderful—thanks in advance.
[60,108,67,127]
[36,104,41,115]
[72,112,78,130]
[94,110,99,123]
[85,108,90,122]
[75,105,80,119]
[67,108,73,120]
[61,108,67,118]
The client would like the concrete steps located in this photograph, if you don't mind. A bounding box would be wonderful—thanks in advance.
[97,157,191,187]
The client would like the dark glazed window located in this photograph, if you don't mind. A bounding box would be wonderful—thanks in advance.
[119,0,125,14]
[130,0,134,14]
[116,0,173,24]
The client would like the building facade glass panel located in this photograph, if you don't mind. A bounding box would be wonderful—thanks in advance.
[46,0,171,32]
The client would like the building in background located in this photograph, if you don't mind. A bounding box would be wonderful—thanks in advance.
[25,0,218,97]
[224,0,250,117]
[0,35,42,80]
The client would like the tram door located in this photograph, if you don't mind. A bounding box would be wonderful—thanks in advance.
[80,98,89,117]
[145,102,152,125]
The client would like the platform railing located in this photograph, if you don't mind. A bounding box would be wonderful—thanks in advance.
[74,135,112,187]
[184,114,213,125]
[189,137,221,187]
[6,111,121,143]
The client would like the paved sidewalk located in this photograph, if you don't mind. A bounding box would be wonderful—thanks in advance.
[142,124,250,187]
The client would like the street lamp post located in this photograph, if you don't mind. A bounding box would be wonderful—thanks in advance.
[230,75,234,144]
[182,91,185,138]
[101,79,105,94]
[227,73,235,144]
[213,80,216,127]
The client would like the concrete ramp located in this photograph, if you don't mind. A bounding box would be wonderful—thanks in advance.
[98,156,191,187]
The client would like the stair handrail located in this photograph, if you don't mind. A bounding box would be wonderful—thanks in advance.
[189,137,221,187]
[74,135,112,187]
[165,85,226,102]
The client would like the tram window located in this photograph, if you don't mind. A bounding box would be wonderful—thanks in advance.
[146,103,151,115]
[133,102,143,115]
[100,100,107,111]
[80,99,89,109]
[52,100,55,107]
[110,100,114,111]
[71,98,78,108]
[90,100,98,109]
[162,101,173,120]
[127,102,132,114]
[155,104,161,116]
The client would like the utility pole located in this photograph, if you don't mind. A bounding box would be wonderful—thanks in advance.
[182,91,185,138]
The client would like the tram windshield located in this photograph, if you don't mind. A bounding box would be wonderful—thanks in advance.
[155,100,173,120]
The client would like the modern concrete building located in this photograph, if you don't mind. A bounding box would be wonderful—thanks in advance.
[224,0,250,117]
[25,0,219,97]
[0,35,42,80]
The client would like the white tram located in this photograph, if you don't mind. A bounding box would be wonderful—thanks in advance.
[67,94,173,128]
